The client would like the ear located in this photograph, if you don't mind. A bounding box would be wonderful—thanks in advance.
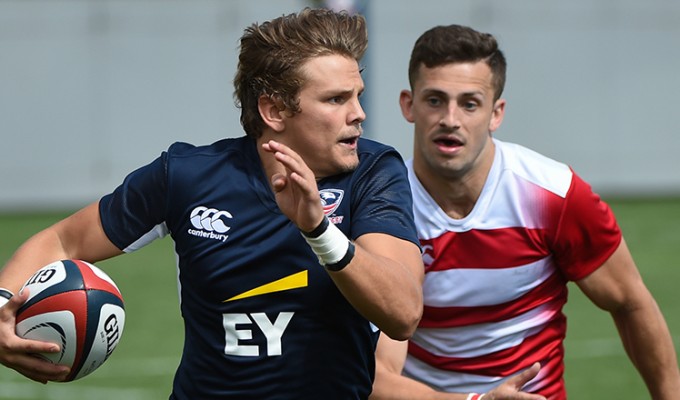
[258,94,286,132]
[489,98,506,133]
[399,89,415,123]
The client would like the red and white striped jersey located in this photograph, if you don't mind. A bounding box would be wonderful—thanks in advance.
[404,139,621,400]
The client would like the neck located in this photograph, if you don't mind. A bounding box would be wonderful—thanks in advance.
[414,142,495,220]
[419,172,481,219]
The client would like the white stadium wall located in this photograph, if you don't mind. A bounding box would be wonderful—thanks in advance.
[1,0,679,211]
[368,0,680,197]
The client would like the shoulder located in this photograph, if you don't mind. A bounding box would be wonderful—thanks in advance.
[162,137,256,174]
[166,136,252,159]
[158,136,258,191]
[495,138,573,198]
[355,138,406,174]
[357,137,397,155]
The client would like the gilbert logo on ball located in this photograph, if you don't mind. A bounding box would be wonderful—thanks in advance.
[15,259,125,382]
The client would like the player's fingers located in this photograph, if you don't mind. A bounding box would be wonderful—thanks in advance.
[266,141,312,176]
[0,288,28,317]
[14,359,70,383]
[0,328,62,380]
[507,362,541,388]
[486,363,545,400]
[2,348,70,382]
[270,173,287,192]
[263,139,295,156]
[15,336,62,354]
[0,337,61,368]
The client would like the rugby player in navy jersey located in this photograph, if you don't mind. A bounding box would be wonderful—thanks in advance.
[0,8,424,399]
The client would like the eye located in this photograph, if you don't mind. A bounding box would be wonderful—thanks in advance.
[329,96,346,104]
[426,97,442,107]
[462,100,478,111]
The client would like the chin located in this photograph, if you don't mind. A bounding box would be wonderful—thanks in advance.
[321,157,358,178]
[344,154,360,171]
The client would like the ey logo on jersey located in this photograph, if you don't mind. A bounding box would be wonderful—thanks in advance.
[320,188,344,224]
[221,271,308,357]
[188,206,232,242]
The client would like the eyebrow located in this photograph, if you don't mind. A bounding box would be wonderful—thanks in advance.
[321,85,365,96]
[421,88,485,98]
[420,88,449,97]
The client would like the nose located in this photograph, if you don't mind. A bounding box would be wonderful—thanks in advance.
[439,104,460,130]
[350,98,366,126]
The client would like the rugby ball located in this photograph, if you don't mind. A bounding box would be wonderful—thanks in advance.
[15,259,125,382]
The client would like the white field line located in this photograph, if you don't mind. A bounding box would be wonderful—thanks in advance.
[0,382,157,400]
[0,357,178,400]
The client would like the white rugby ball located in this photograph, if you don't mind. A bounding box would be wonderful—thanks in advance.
[15,259,125,381]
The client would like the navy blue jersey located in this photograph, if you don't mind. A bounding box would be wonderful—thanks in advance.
[99,136,418,399]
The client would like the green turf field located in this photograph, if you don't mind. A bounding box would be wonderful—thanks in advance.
[0,198,678,399]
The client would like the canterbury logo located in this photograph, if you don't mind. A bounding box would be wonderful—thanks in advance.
[421,244,435,268]
[188,206,232,242]
[190,206,232,232]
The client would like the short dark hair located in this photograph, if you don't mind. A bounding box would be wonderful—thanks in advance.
[408,25,506,100]
[234,8,368,138]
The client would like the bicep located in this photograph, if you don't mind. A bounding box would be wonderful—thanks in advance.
[575,238,647,312]
[54,201,123,262]
[0,201,122,292]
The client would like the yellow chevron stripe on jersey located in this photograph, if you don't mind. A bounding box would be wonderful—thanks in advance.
[223,270,308,302]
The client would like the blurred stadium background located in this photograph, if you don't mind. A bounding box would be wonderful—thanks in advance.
[1,0,679,398]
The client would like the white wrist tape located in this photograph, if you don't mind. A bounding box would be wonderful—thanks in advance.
[0,288,14,308]
[301,218,350,266]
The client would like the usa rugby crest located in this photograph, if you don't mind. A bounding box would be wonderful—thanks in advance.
[320,189,344,216]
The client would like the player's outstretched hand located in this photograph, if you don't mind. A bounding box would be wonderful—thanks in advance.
[483,363,546,400]
[261,140,324,232]
[0,289,70,383]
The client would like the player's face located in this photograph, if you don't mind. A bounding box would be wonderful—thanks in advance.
[283,54,365,179]
[401,61,505,183]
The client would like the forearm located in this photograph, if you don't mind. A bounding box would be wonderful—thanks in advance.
[612,296,680,399]
[370,362,463,400]
[0,203,121,292]
[329,240,423,340]
[372,333,546,400]
[0,228,70,292]
[371,362,545,400]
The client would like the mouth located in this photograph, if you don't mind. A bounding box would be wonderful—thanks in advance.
[339,135,360,148]
[433,135,463,152]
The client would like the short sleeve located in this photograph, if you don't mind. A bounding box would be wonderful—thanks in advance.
[551,173,622,281]
[99,153,168,250]
[349,148,419,247]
